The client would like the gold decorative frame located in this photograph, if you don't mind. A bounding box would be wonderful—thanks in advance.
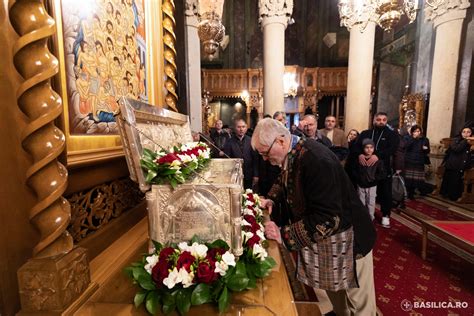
[49,0,165,167]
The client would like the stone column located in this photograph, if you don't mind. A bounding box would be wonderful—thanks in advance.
[185,0,203,132]
[344,22,376,132]
[425,0,470,145]
[259,0,293,116]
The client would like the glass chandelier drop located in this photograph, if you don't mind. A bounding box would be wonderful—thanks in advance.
[338,0,418,32]
[197,0,225,60]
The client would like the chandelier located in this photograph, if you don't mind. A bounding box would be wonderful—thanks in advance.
[338,0,418,32]
[197,0,225,60]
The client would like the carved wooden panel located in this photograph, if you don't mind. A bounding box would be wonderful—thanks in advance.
[67,178,144,242]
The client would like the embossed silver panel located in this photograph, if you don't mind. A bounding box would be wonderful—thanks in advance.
[117,98,243,255]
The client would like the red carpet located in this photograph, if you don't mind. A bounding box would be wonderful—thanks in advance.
[373,214,474,316]
[404,199,466,221]
[433,222,474,244]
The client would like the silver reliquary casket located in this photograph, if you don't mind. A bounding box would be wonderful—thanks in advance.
[116,98,244,255]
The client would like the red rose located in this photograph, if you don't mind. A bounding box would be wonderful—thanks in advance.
[244,215,257,225]
[157,153,180,164]
[176,251,195,272]
[247,234,261,248]
[195,262,218,284]
[159,247,175,262]
[250,221,261,233]
[151,260,170,287]
[206,247,225,264]
[247,194,255,202]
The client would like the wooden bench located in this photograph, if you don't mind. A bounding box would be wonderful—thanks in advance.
[419,220,474,260]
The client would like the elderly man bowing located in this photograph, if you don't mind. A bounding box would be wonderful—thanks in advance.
[252,118,377,316]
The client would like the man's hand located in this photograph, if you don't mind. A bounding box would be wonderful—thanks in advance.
[264,221,282,244]
[259,197,274,215]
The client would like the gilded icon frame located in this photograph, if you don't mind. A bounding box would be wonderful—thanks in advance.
[49,0,165,167]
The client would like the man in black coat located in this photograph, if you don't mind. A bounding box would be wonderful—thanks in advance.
[355,112,400,228]
[252,118,377,315]
[224,119,259,189]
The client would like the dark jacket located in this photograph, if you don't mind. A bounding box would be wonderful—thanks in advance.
[271,139,376,257]
[210,129,231,158]
[443,137,472,171]
[292,127,333,148]
[356,126,400,173]
[403,135,430,166]
[223,134,259,186]
[354,159,386,188]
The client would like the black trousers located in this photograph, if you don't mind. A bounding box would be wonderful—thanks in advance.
[376,175,392,217]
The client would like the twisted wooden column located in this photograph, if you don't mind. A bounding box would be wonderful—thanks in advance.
[9,0,73,259]
[162,0,179,111]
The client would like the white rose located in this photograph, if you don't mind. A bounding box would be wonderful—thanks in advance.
[245,189,253,194]
[144,254,159,274]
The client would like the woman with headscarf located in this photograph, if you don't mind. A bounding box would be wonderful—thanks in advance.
[440,126,473,201]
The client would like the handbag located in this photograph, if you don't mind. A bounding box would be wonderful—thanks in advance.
[392,174,407,202]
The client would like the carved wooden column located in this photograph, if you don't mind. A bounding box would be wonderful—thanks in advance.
[259,0,293,116]
[163,0,179,111]
[425,0,470,145]
[9,0,89,312]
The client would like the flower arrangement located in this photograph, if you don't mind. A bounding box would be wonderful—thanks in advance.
[140,142,211,188]
[125,189,276,315]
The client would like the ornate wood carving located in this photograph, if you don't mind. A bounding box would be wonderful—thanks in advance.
[17,247,90,311]
[9,0,73,258]
[399,93,425,131]
[162,0,179,111]
[67,178,144,242]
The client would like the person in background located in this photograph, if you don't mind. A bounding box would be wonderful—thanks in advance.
[403,125,430,199]
[319,115,348,147]
[345,129,360,188]
[354,139,386,220]
[273,111,287,127]
[295,114,333,148]
[210,120,231,158]
[440,126,473,201]
[356,112,400,228]
[224,119,259,190]
[252,118,377,316]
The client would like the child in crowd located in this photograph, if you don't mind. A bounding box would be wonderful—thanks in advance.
[354,139,386,221]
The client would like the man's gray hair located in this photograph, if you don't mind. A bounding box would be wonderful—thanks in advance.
[273,111,285,119]
[302,114,317,122]
[251,118,290,149]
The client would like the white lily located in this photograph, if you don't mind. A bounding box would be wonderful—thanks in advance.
[178,268,194,288]
[241,218,252,226]
[189,242,208,259]
[222,251,236,267]
[178,242,190,252]
[252,244,268,261]
[163,267,181,289]
[214,260,228,276]
[144,254,159,274]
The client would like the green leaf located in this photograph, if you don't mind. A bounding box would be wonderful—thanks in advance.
[152,240,163,252]
[161,168,177,175]
[190,235,201,244]
[145,170,158,183]
[140,159,158,171]
[176,289,192,315]
[218,287,230,313]
[170,178,178,189]
[145,291,160,314]
[235,261,247,277]
[123,266,134,278]
[137,274,156,291]
[227,274,249,292]
[132,266,146,280]
[191,283,211,305]
[142,148,157,159]
[134,291,147,308]
[246,276,257,289]
[162,291,176,314]
[210,239,229,250]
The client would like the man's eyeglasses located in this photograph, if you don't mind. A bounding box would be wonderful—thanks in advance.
[260,135,283,157]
